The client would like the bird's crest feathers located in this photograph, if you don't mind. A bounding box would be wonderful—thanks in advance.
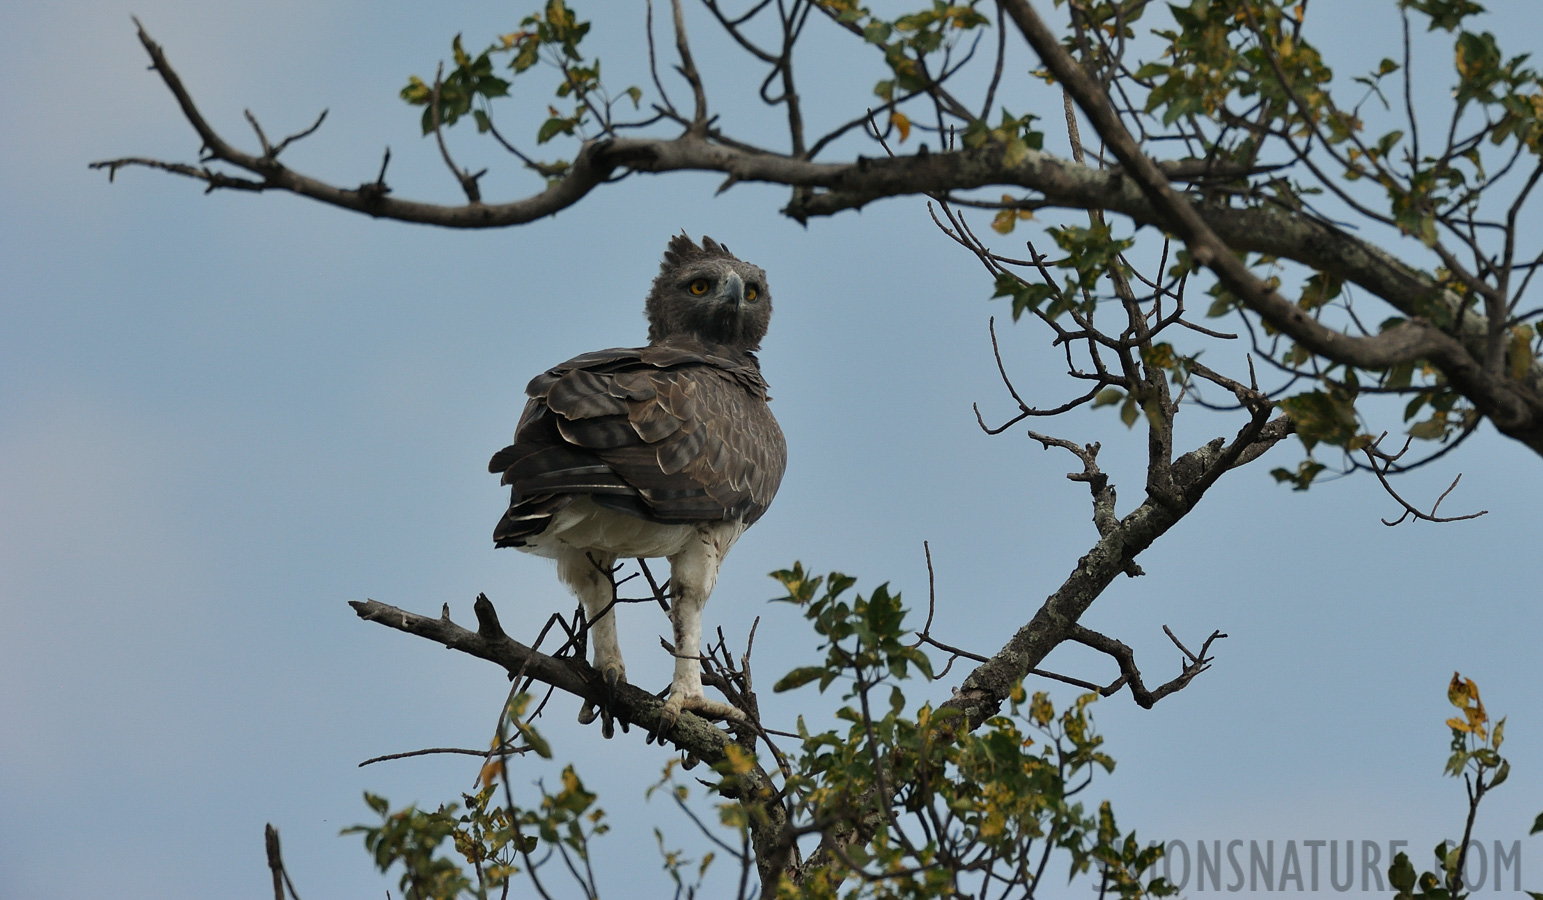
[660,232,735,272]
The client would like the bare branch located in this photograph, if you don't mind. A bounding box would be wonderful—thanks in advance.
[264,824,303,900]
[1361,435,1489,525]
[671,0,709,130]
[357,746,511,767]
[1068,624,1227,709]
[351,595,734,759]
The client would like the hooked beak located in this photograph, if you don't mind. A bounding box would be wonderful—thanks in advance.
[717,271,745,309]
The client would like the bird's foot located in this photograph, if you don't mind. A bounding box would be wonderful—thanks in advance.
[655,691,747,736]
[578,663,628,738]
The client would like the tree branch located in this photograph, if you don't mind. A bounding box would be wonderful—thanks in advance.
[941,409,1293,727]
[351,595,738,759]
[350,594,795,889]
[996,0,1543,453]
[1068,624,1227,709]
[94,18,1543,455]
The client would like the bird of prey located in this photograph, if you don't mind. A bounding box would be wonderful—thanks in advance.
[489,233,786,733]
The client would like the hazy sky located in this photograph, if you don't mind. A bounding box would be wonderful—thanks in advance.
[3,2,1540,897]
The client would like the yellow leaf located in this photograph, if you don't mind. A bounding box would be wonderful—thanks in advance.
[890,111,911,143]
[1507,324,1536,380]
[1003,136,1029,168]
[1447,672,1474,707]
[479,758,506,787]
[722,743,756,776]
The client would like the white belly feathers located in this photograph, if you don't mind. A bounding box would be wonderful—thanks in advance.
[517,495,748,561]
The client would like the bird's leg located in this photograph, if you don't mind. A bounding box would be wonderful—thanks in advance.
[659,530,745,730]
[558,549,625,736]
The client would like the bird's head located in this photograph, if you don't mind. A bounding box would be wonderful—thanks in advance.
[645,233,771,350]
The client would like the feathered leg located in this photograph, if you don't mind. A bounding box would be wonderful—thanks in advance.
[659,526,745,729]
[558,549,624,735]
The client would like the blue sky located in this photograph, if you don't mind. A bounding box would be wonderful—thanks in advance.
[3,1,1541,897]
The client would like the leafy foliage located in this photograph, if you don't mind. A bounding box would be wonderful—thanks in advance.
[1385,673,1539,900]
[89,0,1543,897]
[342,564,1177,899]
[732,565,1171,898]
[400,0,640,179]
[345,694,606,900]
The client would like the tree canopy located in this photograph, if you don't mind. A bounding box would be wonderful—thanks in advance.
[87,1,1543,897]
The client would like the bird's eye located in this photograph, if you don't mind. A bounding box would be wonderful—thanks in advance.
[746,286,759,302]
[689,279,710,295]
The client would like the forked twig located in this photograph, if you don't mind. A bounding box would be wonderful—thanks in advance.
[1361,433,1488,525]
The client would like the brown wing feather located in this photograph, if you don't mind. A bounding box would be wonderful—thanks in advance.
[489,341,786,545]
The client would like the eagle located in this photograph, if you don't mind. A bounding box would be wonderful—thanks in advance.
[489,233,786,734]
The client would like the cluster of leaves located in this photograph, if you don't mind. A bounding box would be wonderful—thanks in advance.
[762,564,1172,899]
[335,563,1173,899]
[345,694,608,900]
[820,0,992,142]
[990,221,1134,322]
[1385,673,1543,900]
[964,109,1046,168]
[400,0,639,174]
[339,578,1543,900]
[386,0,1543,491]
[1139,1,1329,143]
[975,0,1543,489]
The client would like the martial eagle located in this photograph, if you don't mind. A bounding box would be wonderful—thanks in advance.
[489,233,786,734]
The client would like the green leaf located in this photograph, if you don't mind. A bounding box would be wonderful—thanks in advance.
[1531,811,1543,835]
[1281,389,1360,449]
[774,666,828,693]
[537,116,575,144]
[515,720,551,759]
[1490,758,1510,788]
[1271,460,1327,491]
[1298,272,1343,311]
[512,37,541,72]
[1119,395,1139,428]
[1388,852,1417,892]
[1206,292,1238,318]
[990,271,1057,320]
[1003,136,1029,168]
[1408,415,1450,440]
[1092,388,1125,408]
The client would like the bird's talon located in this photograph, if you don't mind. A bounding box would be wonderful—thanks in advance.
[579,663,627,733]
[604,667,622,708]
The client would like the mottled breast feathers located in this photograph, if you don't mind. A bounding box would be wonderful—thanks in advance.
[489,339,787,547]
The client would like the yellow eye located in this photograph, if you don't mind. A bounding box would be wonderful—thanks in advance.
[689,279,710,295]
[746,286,759,301]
